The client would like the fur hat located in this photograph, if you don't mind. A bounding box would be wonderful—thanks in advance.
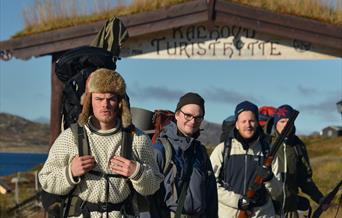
[234,100,259,121]
[78,68,131,128]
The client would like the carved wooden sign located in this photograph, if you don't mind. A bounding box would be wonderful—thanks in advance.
[122,23,336,59]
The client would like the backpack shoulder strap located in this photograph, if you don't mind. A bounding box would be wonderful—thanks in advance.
[220,138,232,183]
[62,123,89,218]
[260,136,270,158]
[159,137,173,175]
[175,142,196,218]
[70,123,89,156]
[120,127,133,159]
[223,138,232,160]
[120,127,146,216]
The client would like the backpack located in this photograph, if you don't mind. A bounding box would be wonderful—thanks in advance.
[151,110,176,144]
[219,115,235,142]
[56,16,128,130]
[55,46,118,130]
[40,124,143,218]
[259,106,277,135]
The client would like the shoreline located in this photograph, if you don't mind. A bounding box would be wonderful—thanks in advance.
[0,145,49,154]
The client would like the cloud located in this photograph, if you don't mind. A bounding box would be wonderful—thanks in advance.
[129,85,184,101]
[298,96,341,121]
[204,87,259,104]
[297,85,318,96]
[129,84,260,105]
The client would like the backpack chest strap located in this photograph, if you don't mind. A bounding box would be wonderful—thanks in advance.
[87,170,127,218]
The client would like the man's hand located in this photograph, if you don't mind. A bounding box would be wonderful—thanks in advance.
[109,156,137,177]
[71,155,95,177]
[238,196,255,215]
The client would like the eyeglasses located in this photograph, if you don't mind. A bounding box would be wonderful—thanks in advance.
[179,110,203,123]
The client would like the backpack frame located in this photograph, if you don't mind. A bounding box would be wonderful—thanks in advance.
[55,46,118,130]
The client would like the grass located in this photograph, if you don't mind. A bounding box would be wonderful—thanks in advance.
[225,0,342,24]
[11,0,342,39]
[0,170,41,218]
[13,0,189,38]
[301,135,342,157]
[300,136,342,217]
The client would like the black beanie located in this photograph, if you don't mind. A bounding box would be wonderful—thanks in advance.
[274,104,294,125]
[176,92,205,115]
[234,100,259,121]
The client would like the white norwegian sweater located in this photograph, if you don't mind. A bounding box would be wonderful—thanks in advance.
[39,120,163,218]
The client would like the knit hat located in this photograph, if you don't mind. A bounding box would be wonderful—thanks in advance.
[78,68,131,128]
[273,104,294,125]
[175,92,205,115]
[234,100,259,121]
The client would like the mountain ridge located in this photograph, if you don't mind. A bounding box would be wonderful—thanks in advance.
[0,113,222,152]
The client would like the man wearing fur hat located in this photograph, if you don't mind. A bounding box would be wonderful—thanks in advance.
[39,68,163,217]
[149,92,218,218]
[270,104,325,218]
[210,100,281,218]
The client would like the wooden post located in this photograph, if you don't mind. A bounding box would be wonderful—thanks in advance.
[14,172,20,205]
[49,53,63,146]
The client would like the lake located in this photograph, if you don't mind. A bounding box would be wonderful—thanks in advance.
[0,152,48,176]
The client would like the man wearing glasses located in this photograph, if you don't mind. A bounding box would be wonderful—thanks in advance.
[149,92,218,218]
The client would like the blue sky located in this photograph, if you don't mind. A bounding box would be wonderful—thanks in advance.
[0,0,341,135]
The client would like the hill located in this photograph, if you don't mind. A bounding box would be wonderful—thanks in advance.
[0,113,50,153]
[0,113,222,153]
[198,120,222,147]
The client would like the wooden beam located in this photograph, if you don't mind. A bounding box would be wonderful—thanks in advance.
[49,53,63,146]
[0,1,208,60]
[215,1,342,50]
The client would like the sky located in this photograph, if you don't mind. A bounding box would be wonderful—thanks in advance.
[0,0,341,135]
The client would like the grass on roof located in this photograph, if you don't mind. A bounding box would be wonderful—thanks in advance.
[225,0,342,25]
[12,0,342,38]
[14,0,189,38]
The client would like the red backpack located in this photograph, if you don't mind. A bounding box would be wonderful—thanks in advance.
[130,108,175,144]
[151,110,175,144]
[258,106,277,134]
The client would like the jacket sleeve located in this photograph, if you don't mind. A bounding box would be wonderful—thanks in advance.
[130,132,164,196]
[204,150,218,218]
[210,143,241,209]
[38,129,80,195]
[296,140,323,204]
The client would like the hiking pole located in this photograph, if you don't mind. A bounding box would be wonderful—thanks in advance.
[312,179,342,218]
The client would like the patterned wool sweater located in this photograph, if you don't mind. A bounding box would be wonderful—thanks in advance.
[39,120,163,217]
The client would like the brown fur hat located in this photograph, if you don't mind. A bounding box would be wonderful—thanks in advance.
[78,68,131,128]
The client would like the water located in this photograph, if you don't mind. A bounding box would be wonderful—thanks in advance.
[0,152,48,176]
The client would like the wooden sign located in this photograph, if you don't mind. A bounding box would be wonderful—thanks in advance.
[122,24,337,60]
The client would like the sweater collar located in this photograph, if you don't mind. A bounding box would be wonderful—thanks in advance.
[86,116,121,136]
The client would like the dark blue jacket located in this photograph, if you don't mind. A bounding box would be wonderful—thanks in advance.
[151,122,218,218]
